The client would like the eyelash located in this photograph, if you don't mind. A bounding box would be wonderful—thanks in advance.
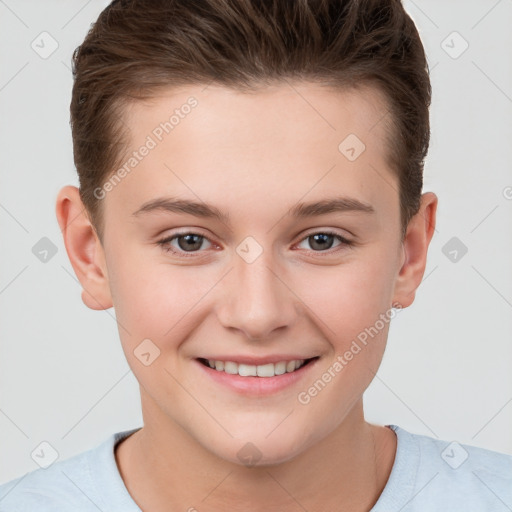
[156,230,354,258]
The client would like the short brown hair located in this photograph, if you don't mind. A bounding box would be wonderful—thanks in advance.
[70,0,431,242]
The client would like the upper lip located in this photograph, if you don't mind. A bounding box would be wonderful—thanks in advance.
[197,355,318,365]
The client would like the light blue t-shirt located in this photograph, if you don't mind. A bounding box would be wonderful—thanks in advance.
[1,424,511,511]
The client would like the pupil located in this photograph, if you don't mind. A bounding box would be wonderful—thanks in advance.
[310,233,333,251]
[178,234,202,251]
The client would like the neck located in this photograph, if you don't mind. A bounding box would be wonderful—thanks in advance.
[115,396,396,512]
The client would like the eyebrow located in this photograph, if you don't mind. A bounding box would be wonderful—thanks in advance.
[131,195,375,223]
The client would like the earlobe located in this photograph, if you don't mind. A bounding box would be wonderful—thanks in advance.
[391,192,438,309]
[55,185,113,311]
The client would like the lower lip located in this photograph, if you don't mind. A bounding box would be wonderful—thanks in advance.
[194,358,319,395]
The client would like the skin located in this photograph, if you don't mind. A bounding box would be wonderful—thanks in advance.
[56,82,437,511]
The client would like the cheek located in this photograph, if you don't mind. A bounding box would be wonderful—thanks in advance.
[294,253,395,341]
[106,248,216,347]
[104,244,174,336]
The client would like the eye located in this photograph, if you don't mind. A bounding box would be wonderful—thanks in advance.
[157,232,214,256]
[157,229,354,258]
[295,230,354,252]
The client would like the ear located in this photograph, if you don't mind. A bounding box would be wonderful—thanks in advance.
[392,192,438,309]
[55,185,113,310]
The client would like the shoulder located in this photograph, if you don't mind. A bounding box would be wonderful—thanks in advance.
[0,429,139,512]
[407,425,512,481]
[0,447,98,511]
[378,425,512,511]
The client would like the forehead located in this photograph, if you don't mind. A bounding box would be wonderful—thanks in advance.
[121,81,392,158]
[105,81,397,229]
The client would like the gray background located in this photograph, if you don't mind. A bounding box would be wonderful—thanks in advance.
[1,0,511,483]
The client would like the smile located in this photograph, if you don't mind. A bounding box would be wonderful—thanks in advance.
[197,357,318,378]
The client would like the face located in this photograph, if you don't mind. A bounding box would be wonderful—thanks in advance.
[84,82,411,465]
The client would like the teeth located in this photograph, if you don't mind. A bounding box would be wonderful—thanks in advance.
[238,364,256,377]
[205,359,307,377]
[274,361,286,375]
[257,363,274,377]
[224,361,238,375]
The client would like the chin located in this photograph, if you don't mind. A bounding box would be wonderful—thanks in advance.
[205,429,314,468]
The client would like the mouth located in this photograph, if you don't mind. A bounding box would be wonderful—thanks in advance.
[197,356,319,378]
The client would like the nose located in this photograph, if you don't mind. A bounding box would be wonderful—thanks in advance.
[216,248,298,341]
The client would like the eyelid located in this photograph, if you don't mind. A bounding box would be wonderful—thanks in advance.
[157,228,354,259]
[297,227,353,242]
[157,230,217,257]
[293,229,354,252]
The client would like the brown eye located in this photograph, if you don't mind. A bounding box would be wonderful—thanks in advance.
[307,233,336,251]
[157,232,213,256]
[296,231,353,252]
[176,234,205,252]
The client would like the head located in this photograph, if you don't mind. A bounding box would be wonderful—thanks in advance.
[57,0,437,466]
